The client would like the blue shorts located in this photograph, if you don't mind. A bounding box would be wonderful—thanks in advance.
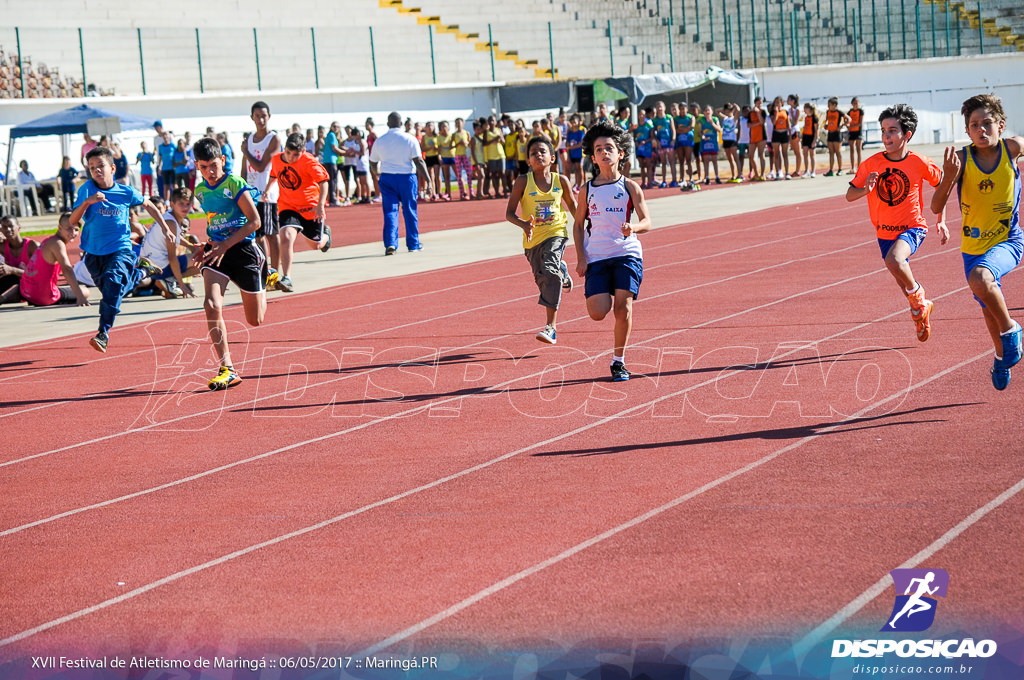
[963,239,1023,307]
[505,159,517,171]
[878,227,927,261]
[568,151,583,162]
[158,254,191,280]
[676,136,694,148]
[637,149,652,159]
[584,256,643,299]
[441,157,455,166]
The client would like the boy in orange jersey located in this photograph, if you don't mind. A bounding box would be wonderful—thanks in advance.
[847,104,948,342]
[746,96,768,180]
[824,97,850,176]
[264,132,332,292]
[847,97,865,172]
[930,94,1024,389]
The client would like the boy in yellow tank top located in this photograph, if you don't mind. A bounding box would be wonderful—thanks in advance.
[505,136,578,344]
[931,94,1024,389]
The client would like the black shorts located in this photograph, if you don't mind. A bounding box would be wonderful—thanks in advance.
[722,139,737,149]
[802,133,815,149]
[162,170,175,188]
[255,201,279,238]
[202,240,267,294]
[280,209,325,242]
[848,130,862,141]
[827,131,841,144]
[425,156,440,168]
[771,130,790,144]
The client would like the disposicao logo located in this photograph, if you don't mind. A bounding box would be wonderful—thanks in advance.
[882,568,948,632]
[830,568,998,659]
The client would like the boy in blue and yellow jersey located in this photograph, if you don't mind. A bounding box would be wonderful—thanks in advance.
[192,137,265,391]
[931,94,1024,390]
[505,136,577,345]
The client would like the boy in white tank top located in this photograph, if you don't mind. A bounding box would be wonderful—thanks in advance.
[572,121,652,382]
[241,100,282,287]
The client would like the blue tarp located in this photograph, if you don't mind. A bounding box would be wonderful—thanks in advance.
[9,104,156,139]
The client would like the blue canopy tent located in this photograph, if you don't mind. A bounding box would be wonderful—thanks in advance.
[5,104,157,180]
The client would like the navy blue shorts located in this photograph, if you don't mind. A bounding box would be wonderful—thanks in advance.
[584,256,643,299]
[963,239,1023,308]
[878,227,926,261]
[158,254,191,280]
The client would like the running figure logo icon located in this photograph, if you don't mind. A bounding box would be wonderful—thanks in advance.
[881,569,949,632]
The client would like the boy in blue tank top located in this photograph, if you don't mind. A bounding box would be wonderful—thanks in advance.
[931,94,1024,389]
[572,121,652,382]
[505,136,577,345]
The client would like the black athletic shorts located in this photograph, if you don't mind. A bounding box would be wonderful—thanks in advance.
[722,139,737,149]
[827,131,841,144]
[848,130,862,141]
[202,240,267,294]
[771,130,790,144]
[255,201,279,238]
[425,156,440,168]
[280,209,325,242]
[802,133,815,149]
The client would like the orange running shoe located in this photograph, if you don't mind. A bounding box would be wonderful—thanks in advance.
[906,286,932,341]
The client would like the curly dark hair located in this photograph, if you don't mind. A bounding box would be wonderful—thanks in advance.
[581,121,632,176]
[961,93,1005,126]
[878,104,918,135]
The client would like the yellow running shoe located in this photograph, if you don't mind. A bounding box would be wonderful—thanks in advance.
[266,267,279,289]
[208,366,242,391]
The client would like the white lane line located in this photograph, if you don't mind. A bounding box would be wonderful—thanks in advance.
[0,217,874,467]
[355,350,991,658]
[0,245,965,540]
[791,474,1024,659]
[0,197,863,381]
[0,205,857,423]
[0,333,986,650]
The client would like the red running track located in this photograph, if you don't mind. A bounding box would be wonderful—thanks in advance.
[1,191,1022,663]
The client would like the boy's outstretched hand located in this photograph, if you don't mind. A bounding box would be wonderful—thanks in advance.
[935,220,950,245]
[621,222,634,238]
[942,146,962,177]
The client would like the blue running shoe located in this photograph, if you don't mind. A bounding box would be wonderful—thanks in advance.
[1000,323,1022,367]
[992,357,1011,391]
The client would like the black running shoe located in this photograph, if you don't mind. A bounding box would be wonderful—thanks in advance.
[610,361,630,382]
[90,331,109,353]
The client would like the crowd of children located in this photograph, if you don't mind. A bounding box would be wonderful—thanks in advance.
[4,93,1020,392]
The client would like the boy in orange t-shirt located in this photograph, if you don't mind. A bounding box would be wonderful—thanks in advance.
[847,104,948,341]
[265,132,331,292]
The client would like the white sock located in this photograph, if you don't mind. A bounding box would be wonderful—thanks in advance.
[612,355,624,365]
[1000,321,1020,336]
[906,282,920,295]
